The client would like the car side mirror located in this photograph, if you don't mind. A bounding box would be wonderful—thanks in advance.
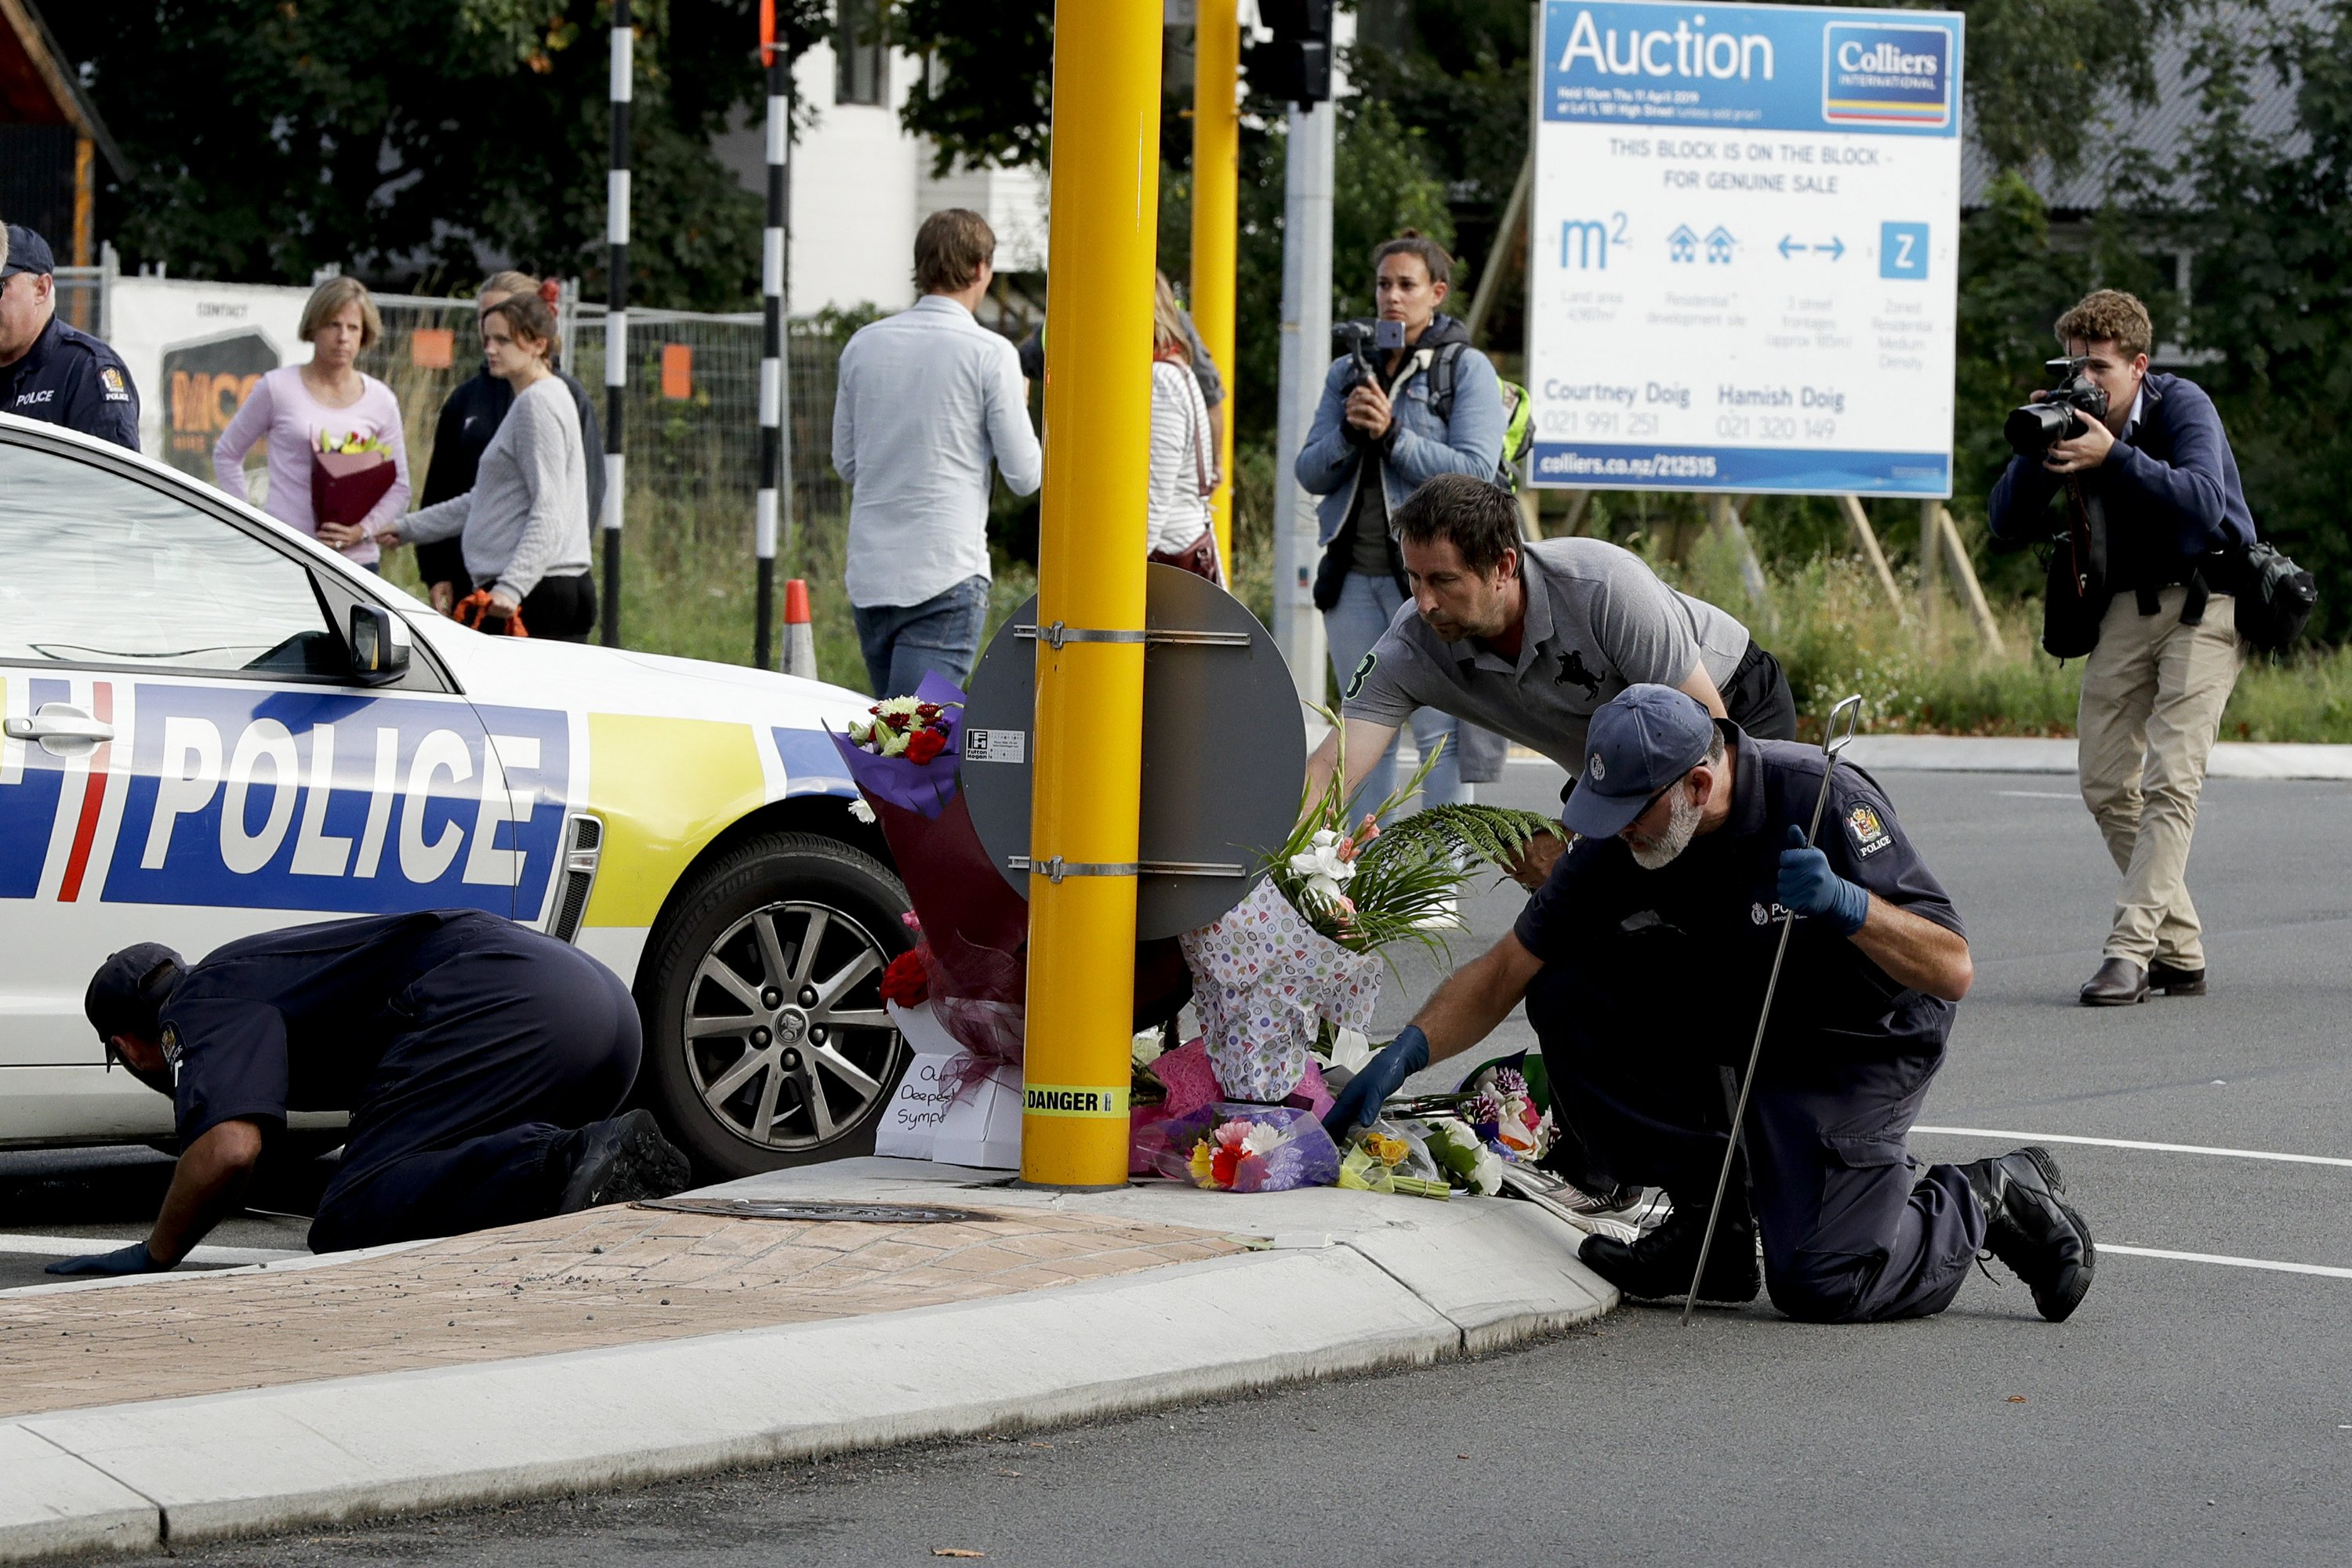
[350,604,412,684]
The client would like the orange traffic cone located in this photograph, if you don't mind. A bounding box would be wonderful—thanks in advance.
[782,578,818,678]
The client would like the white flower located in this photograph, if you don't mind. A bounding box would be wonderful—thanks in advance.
[1287,829,1358,909]
[847,797,877,824]
[873,695,924,718]
[1468,1145,1505,1196]
[1240,1122,1283,1158]
[1327,1027,1374,1074]
[879,727,910,757]
[1131,1028,1167,1072]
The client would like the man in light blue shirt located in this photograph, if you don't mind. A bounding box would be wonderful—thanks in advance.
[832,209,1042,697]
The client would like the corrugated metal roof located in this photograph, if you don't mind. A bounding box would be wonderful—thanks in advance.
[1962,0,2314,213]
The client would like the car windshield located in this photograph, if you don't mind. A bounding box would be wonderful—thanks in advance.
[0,441,333,671]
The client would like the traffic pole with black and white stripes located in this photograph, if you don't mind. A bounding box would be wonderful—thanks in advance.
[601,0,632,648]
[756,1,793,670]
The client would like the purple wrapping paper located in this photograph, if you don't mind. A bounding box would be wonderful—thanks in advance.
[824,670,967,818]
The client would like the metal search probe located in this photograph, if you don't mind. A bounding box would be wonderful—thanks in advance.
[1679,693,1866,1327]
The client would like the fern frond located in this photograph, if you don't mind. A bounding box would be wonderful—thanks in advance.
[1363,804,1560,873]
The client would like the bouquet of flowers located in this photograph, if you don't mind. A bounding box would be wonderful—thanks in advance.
[1417,1116,1508,1196]
[310,429,399,528]
[1142,1103,1341,1193]
[828,674,1026,1076]
[1177,713,1559,1102]
[1337,1122,1452,1200]
[844,695,958,764]
[1462,1064,1555,1161]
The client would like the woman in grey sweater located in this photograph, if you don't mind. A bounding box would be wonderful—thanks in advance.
[379,292,594,640]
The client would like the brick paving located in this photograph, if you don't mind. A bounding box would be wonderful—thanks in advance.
[0,1203,1241,1420]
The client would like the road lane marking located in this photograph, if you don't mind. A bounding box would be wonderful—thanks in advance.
[0,1233,303,1265]
[1993,789,2077,800]
[2105,1244,2352,1280]
[1911,1127,2352,1170]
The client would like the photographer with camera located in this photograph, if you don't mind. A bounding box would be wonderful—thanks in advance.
[1989,289,2256,1007]
[1296,233,1506,817]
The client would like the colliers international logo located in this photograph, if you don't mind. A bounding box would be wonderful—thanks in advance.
[1820,21,1951,128]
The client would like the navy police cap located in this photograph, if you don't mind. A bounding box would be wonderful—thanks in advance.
[1559,683,1715,841]
[2,224,56,280]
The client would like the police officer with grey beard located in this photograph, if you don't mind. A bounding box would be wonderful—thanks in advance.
[1328,685,2097,1323]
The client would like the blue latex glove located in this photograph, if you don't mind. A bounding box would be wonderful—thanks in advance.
[44,1241,161,1277]
[1777,823,1871,936]
[1323,1025,1432,1139]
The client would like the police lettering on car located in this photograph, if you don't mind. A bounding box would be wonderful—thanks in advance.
[0,224,141,452]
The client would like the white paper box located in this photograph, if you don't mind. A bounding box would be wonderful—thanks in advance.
[932,1061,1023,1171]
[875,1051,959,1161]
[877,1000,1022,1168]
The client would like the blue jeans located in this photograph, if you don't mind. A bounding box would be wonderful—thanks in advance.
[852,575,991,698]
[1321,570,1471,822]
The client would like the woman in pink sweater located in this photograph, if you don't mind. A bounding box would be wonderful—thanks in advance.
[212,275,411,570]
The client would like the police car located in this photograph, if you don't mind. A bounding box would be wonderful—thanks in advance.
[0,411,914,1178]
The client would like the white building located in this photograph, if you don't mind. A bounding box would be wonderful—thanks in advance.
[712,15,1050,317]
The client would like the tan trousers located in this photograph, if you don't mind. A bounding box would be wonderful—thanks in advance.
[2076,586,2244,968]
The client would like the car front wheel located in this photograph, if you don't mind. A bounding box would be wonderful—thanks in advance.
[639,830,913,1178]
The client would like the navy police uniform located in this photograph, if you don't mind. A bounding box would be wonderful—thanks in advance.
[0,312,141,452]
[155,910,641,1253]
[1516,724,1986,1322]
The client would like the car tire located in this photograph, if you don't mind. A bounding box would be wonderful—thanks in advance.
[638,830,915,1179]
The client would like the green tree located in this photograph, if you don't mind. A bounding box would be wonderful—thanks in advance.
[2117,0,2352,639]
[50,0,827,308]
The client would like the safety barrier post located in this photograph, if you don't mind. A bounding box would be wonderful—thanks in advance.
[601,0,632,648]
[755,5,790,669]
[1020,0,1162,1188]
[1191,0,1240,571]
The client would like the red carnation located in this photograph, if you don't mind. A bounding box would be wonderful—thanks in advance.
[904,728,946,764]
[879,946,930,1008]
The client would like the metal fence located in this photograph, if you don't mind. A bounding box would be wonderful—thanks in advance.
[356,293,848,562]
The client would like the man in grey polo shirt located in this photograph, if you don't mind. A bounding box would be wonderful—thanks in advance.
[1303,474,1797,884]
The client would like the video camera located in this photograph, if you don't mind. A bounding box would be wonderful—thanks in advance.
[1334,318,1406,390]
[2005,356,2110,457]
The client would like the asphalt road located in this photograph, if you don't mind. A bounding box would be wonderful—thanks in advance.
[20,764,2352,1566]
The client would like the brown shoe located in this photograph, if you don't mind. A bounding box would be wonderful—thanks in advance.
[2079,956,2148,1007]
[2149,959,2207,996]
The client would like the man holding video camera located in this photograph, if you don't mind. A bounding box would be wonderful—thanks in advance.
[1989,289,2256,1007]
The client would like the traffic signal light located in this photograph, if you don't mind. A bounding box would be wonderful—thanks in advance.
[1244,0,1333,107]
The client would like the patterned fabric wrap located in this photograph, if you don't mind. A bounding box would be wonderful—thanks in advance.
[1177,879,1381,1102]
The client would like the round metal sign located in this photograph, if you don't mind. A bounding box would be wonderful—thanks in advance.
[960,565,1306,940]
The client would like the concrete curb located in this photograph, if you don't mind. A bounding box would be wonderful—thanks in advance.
[1840,735,2352,781]
[0,1168,1613,1559]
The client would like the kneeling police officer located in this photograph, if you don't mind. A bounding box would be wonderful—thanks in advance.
[1328,685,2096,1323]
[53,910,691,1276]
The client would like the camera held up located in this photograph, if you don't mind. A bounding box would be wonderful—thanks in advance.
[1334,318,1406,390]
[2006,356,2110,457]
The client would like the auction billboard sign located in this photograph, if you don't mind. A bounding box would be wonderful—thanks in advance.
[1526,0,1964,495]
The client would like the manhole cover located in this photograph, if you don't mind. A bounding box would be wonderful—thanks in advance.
[637,1196,996,1225]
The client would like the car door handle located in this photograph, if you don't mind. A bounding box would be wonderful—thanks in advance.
[4,706,116,743]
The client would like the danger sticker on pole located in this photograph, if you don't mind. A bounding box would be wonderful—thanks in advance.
[1022,1084,1131,1119]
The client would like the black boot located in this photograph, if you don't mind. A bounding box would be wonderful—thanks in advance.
[1578,1197,1761,1305]
[557,1109,693,1214]
[1959,1145,2096,1323]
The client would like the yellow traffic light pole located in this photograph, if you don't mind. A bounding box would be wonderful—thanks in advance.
[1020,0,1163,1188]
[1191,0,1241,570]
